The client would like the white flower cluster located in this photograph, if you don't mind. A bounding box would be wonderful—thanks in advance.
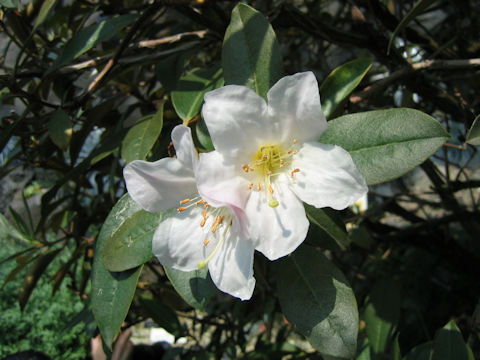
[124,72,367,300]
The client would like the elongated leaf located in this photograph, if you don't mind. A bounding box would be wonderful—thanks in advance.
[305,204,349,251]
[404,342,434,360]
[364,279,401,356]
[138,296,184,337]
[48,14,138,72]
[172,67,223,121]
[19,248,62,310]
[0,212,29,244]
[277,245,358,358]
[33,0,57,30]
[432,320,469,360]
[48,109,73,150]
[103,209,173,272]
[222,3,283,98]
[320,58,373,119]
[196,117,214,151]
[91,194,143,349]
[387,0,436,54]
[121,104,164,163]
[466,114,480,145]
[164,266,216,311]
[319,108,450,185]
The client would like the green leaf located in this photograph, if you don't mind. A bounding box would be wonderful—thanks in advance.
[319,108,450,185]
[138,296,184,337]
[91,194,143,349]
[320,58,373,119]
[33,0,58,30]
[277,245,358,358]
[164,266,216,311]
[0,0,18,8]
[0,212,29,243]
[48,14,138,72]
[432,320,469,360]
[387,0,436,54]
[305,204,349,251]
[48,109,73,150]
[121,104,164,163]
[403,342,434,360]
[466,114,480,145]
[172,67,224,121]
[222,3,283,98]
[103,209,173,272]
[196,117,214,151]
[392,334,402,360]
[364,279,401,356]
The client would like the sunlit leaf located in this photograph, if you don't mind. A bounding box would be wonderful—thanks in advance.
[33,0,58,30]
[304,204,349,251]
[48,109,73,150]
[466,114,480,145]
[319,108,450,185]
[222,3,283,98]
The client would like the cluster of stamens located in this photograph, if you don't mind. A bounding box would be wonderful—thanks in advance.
[177,196,232,269]
[242,139,300,208]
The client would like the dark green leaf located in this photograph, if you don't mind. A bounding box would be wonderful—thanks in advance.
[103,209,173,272]
[319,108,450,185]
[156,53,188,92]
[172,67,223,121]
[33,0,58,30]
[164,266,216,311]
[432,320,469,360]
[305,204,349,251]
[320,58,373,119]
[196,117,214,151]
[277,245,358,358]
[0,211,29,243]
[18,248,62,310]
[222,3,283,98]
[138,296,184,337]
[91,194,143,349]
[0,0,18,8]
[364,279,401,356]
[121,104,164,163]
[48,109,73,150]
[466,114,480,145]
[387,0,437,54]
[48,14,138,72]
[392,334,401,360]
[404,342,434,360]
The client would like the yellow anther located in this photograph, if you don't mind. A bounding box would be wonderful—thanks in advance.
[203,239,210,246]
[242,164,250,172]
[211,216,223,233]
[248,183,254,190]
[257,183,262,191]
[196,200,207,205]
[202,209,208,218]
[180,198,190,204]
[291,168,300,178]
[177,206,188,212]
[268,185,274,194]
[200,218,207,227]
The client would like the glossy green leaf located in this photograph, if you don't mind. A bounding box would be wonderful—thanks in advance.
[172,67,223,121]
[305,204,349,251]
[0,0,17,8]
[138,296,184,337]
[320,58,373,119]
[364,279,401,356]
[432,320,469,360]
[222,3,283,98]
[91,194,143,349]
[387,0,436,54]
[319,108,450,185]
[196,117,214,151]
[103,209,173,272]
[466,114,480,145]
[48,14,138,72]
[277,245,358,358]
[164,266,216,311]
[48,109,73,150]
[121,104,164,163]
[33,0,58,30]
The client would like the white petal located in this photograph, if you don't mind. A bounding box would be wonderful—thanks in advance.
[267,72,327,146]
[202,85,270,158]
[124,158,197,212]
[196,151,249,212]
[290,142,368,210]
[209,228,256,300]
[245,180,309,260]
[152,206,213,271]
[171,125,198,170]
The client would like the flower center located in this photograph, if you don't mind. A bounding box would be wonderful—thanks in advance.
[242,140,300,208]
[177,196,232,269]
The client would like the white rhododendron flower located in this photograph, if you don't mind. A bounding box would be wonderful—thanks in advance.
[124,125,255,300]
[198,71,368,261]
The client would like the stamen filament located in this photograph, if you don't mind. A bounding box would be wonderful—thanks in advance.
[198,218,230,269]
